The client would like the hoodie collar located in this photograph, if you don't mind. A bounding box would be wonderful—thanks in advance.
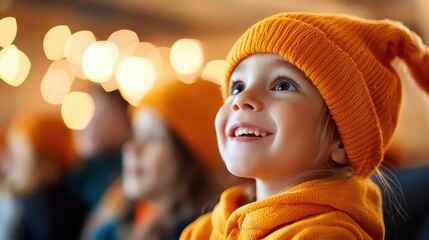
[211,176,383,239]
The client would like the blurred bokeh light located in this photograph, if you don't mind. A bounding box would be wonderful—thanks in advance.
[40,66,73,105]
[61,91,95,130]
[69,62,88,80]
[147,47,176,85]
[0,17,17,48]
[116,56,155,106]
[82,41,118,83]
[64,30,96,67]
[107,29,139,59]
[0,45,31,87]
[170,39,204,75]
[201,59,226,85]
[43,25,72,60]
[131,42,156,58]
[47,59,75,79]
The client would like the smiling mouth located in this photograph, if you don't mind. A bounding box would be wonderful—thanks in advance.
[234,127,268,137]
[229,125,273,139]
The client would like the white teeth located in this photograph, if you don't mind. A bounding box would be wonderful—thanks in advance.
[238,128,244,136]
[233,127,268,137]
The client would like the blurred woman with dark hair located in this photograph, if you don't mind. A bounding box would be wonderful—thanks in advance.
[90,79,243,240]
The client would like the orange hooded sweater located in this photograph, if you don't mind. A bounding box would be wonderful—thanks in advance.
[180,176,383,240]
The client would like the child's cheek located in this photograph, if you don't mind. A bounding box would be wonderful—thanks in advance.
[215,103,230,150]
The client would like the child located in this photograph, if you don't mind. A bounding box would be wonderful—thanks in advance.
[91,79,242,240]
[181,13,429,239]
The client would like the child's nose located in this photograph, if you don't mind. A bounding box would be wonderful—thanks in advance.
[122,139,142,157]
[232,90,262,112]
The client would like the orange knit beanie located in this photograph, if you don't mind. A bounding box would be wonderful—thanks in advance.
[136,79,223,170]
[9,114,76,170]
[225,13,429,177]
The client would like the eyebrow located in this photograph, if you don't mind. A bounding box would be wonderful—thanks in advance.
[274,58,307,76]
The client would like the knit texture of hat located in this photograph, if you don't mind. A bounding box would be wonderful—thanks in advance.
[224,13,429,177]
[137,79,223,170]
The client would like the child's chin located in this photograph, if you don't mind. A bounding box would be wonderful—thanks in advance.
[225,162,256,179]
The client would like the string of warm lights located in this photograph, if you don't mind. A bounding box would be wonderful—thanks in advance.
[0,17,226,130]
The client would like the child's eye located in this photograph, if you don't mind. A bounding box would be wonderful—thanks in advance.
[230,81,246,95]
[272,77,297,91]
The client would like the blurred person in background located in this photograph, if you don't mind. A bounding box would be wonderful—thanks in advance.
[373,61,429,240]
[67,85,131,218]
[384,165,429,240]
[0,127,17,240]
[4,113,85,240]
[88,79,244,240]
[376,146,429,240]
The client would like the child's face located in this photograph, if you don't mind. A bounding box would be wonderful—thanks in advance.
[216,54,326,183]
[122,108,179,200]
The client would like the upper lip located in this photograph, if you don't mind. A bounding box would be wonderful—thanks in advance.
[228,122,272,138]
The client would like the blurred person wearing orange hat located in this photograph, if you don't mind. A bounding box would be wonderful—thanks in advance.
[181,13,429,240]
[4,113,86,240]
[90,79,243,240]
[5,115,76,195]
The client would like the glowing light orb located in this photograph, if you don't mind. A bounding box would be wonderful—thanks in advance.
[0,17,17,47]
[0,45,31,87]
[41,68,73,105]
[43,25,72,60]
[64,30,96,66]
[170,39,204,75]
[201,59,226,85]
[82,41,118,83]
[116,57,155,104]
[108,29,139,59]
[61,91,95,130]
[48,59,75,79]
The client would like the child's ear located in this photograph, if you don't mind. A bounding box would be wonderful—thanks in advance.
[330,139,347,165]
